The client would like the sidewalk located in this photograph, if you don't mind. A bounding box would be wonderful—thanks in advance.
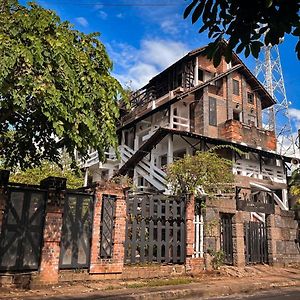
[1,265,299,300]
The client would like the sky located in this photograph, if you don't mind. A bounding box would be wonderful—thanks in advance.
[20,0,300,153]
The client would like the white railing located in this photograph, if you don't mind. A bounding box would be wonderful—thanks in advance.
[172,115,189,131]
[120,144,167,191]
[233,159,286,183]
[194,213,204,258]
[80,150,117,168]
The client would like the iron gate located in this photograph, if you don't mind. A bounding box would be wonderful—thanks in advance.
[244,221,268,264]
[59,192,93,269]
[220,214,233,265]
[125,193,186,264]
[0,187,46,271]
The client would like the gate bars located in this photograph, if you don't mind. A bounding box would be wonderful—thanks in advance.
[124,193,186,264]
[244,221,268,264]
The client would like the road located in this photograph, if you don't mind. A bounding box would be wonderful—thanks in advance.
[180,287,300,300]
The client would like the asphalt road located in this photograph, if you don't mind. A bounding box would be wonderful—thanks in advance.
[180,287,300,300]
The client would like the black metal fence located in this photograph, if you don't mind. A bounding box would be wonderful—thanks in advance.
[100,194,116,259]
[0,187,47,271]
[220,214,233,265]
[124,193,186,264]
[244,221,268,264]
[59,192,94,269]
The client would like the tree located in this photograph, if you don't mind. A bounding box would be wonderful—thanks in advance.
[0,1,126,170]
[10,153,84,189]
[166,148,235,196]
[184,0,300,66]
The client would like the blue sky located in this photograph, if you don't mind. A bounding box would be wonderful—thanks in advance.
[21,1,300,145]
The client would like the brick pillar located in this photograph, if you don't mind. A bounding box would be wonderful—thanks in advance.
[202,87,209,136]
[232,211,245,267]
[185,194,196,273]
[89,184,126,274]
[241,77,248,124]
[34,205,64,285]
[226,73,233,120]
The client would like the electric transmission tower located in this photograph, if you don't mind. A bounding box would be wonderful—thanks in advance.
[255,44,296,156]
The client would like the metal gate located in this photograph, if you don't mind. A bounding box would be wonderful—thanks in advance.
[125,193,186,264]
[59,192,93,269]
[220,214,233,265]
[0,187,46,271]
[244,221,268,264]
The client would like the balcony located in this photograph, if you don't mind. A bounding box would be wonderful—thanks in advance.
[219,119,276,151]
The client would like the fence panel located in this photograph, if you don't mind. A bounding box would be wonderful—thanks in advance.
[125,193,186,264]
[244,221,268,264]
[0,187,46,271]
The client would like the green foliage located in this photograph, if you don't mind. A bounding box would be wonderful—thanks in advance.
[0,1,126,169]
[289,168,300,206]
[208,249,225,270]
[10,159,84,189]
[184,0,300,66]
[166,148,235,196]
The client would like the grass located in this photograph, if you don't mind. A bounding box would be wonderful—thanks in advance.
[125,277,194,289]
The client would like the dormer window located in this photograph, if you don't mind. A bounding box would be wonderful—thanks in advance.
[247,92,254,104]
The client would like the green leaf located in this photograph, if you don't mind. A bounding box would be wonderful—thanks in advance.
[192,1,206,24]
[183,0,198,19]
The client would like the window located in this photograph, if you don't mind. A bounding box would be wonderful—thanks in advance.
[209,97,217,126]
[233,79,240,95]
[198,69,204,81]
[177,73,182,87]
[233,109,241,121]
[247,92,254,104]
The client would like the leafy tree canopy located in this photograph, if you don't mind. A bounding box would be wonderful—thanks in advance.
[166,149,235,196]
[10,151,84,189]
[0,1,126,170]
[289,168,300,206]
[184,0,300,66]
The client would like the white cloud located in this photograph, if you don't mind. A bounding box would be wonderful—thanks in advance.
[116,13,124,19]
[289,108,300,121]
[109,39,189,89]
[160,19,179,35]
[75,17,88,27]
[98,11,108,20]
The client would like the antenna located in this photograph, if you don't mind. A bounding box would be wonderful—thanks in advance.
[255,44,296,156]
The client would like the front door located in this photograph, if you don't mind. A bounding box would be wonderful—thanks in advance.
[59,193,93,269]
[0,188,46,271]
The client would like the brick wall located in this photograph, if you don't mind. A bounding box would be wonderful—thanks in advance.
[267,207,300,266]
[219,119,276,151]
[89,184,126,274]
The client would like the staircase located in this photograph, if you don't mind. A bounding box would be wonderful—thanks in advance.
[120,144,167,191]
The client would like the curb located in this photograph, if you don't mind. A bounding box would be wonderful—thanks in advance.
[100,279,300,299]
